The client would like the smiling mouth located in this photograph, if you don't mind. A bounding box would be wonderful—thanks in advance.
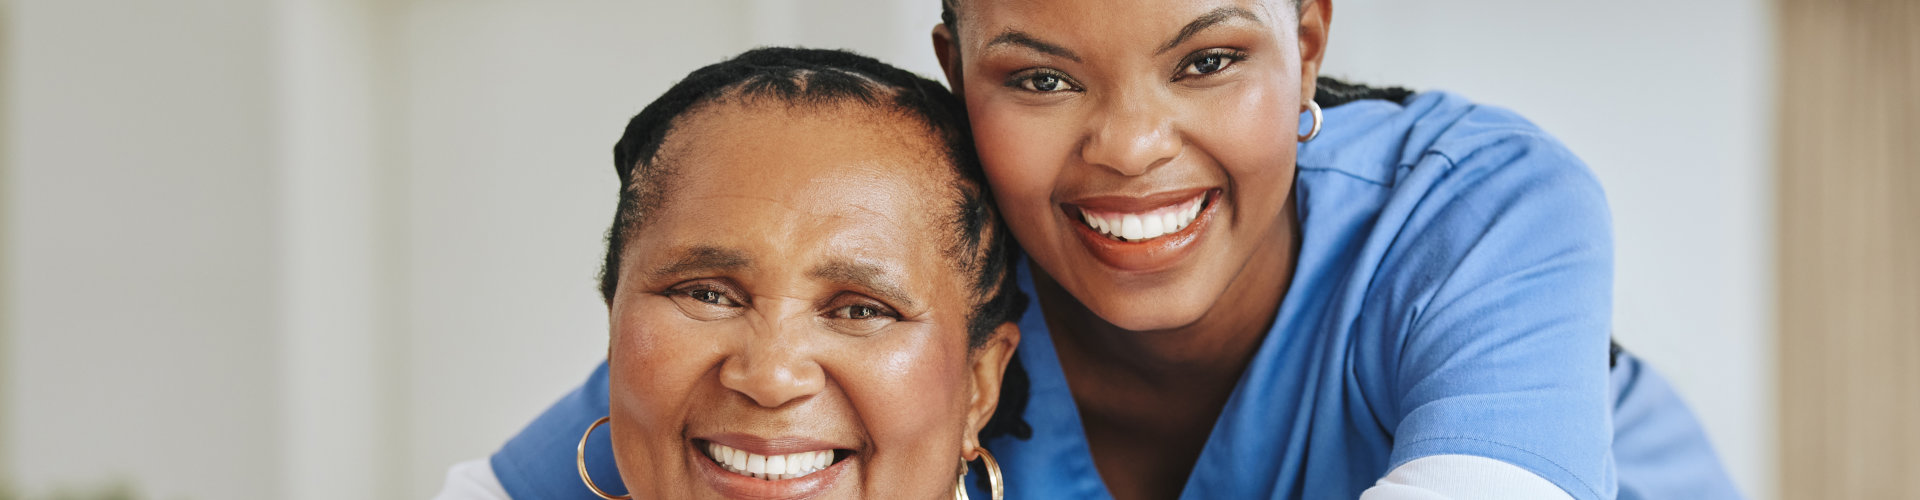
[701,440,848,481]
[1072,191,1213,243]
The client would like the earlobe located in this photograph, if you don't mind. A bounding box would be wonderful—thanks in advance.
[962,322,1021,454]
[931,23,965,94]
[1295,0,1333,104]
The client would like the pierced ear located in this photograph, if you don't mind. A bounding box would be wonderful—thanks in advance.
[961,321,1021,456]
[1296,0,1332,105]
[931,23,966,96]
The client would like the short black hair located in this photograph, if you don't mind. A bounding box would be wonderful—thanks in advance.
[601,47,1026,352]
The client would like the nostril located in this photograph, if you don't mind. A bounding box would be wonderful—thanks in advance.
[719,353,825,409]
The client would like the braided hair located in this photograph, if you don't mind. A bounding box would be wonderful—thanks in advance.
[599,47,1033,440]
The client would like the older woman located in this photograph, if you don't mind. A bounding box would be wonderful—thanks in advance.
[438,47,1027,499]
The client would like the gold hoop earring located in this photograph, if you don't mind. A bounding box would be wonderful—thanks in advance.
[953,447,1005,500]
[1298,100,1323,142]
[577,416,631,500]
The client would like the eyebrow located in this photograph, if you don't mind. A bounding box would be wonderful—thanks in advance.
[1157,6,1264,54]
[985,30,1081,63]
[809,259,919,312]
[648,246,751,280]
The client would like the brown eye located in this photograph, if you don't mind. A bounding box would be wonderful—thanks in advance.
[666,281,745,321]
[832,304,886,320]
[1009,70,1079,94]
[1190,55,1225,74]
[1178,50,1245,79]
[689,289,734,306]
[824,297,899,336]
[1023,74,1064,92]
[845,305,877,319]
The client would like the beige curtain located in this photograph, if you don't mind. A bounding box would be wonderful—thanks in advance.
[1778,0,1920,498]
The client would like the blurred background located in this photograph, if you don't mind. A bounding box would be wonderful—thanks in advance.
[0,0,1912,499]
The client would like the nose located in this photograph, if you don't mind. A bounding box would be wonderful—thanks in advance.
[1080,93,1181,177]
[719,318,826,408]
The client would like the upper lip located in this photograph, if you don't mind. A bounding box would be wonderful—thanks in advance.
[1064,187,1213,214]
[697,433,853,456]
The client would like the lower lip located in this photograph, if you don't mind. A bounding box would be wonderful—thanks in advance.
[1067,191,1219,273]
[692,441,848,500]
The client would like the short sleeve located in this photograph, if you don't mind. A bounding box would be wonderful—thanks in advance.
[1359,130,1617,500]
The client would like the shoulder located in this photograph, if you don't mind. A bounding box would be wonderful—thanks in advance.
[1301,90,1612,303]
[1302,90,1603,203]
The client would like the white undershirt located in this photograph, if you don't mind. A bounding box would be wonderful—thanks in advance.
[431,453,1575,499]
[433,458,510,500]
[1359,454,1576,500]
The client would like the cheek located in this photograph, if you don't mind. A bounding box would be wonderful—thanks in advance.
[835,327,973,491]
[1196,76,1299,203]
[610,300,705,410]
[607,300,720,486]
[969,95,1068,223]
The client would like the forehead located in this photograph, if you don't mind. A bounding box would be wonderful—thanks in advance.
[958,0,1282,41]
[658,99,954,214]
[637,100,961,271]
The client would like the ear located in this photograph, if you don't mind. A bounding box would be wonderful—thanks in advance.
[932,23,966,96]
[960,321,1020,457]
[1296,0,1332,104]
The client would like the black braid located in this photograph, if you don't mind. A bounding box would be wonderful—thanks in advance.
[602,50,1031,449]
[1314,76,1416,108]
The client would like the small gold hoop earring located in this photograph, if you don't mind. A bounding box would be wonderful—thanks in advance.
[953,447,1005,500]
[1298,100,1323,142]
[577,416,632,500]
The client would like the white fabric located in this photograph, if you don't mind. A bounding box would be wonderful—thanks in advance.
[1358,454,1576,500]
[433,458,512,500]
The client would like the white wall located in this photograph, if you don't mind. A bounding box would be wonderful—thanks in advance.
[1,1,1773,499]
[1321,2,1776,498]
[2,1,281,499]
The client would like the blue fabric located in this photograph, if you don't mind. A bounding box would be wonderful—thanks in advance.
[1609,351,1742,500]
[491,91,1739,500]
[492,362,626,499]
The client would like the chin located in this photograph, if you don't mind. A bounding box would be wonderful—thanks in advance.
[1077,279,1220,333]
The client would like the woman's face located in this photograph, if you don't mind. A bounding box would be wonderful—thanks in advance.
[606,101,1015,500]
[935,0,1328,332]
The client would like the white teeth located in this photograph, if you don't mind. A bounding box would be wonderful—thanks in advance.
[766,454,785,477]
[1081,195,1207,242]
[1141,214,1164,238]
[1119,214,1143,240]
[705,442,837,481]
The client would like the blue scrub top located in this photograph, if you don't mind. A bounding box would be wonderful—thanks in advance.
[491,91,1740,500]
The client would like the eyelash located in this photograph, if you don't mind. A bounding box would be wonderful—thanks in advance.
[1176,49,1248,80]
[1002,48,1249,94]
[827,297,899,321]
[668,281,899,322]
[670,282,741,307]
[1005,68,1080,94]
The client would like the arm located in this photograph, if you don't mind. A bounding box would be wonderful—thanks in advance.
[1360,130,1617,499]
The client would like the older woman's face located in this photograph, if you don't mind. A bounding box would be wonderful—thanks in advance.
[606,101,1006,500]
